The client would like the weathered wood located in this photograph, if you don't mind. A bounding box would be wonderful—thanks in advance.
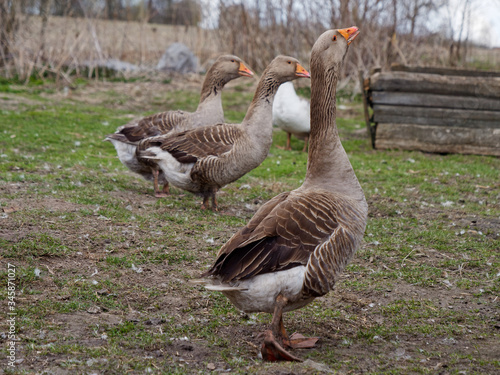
[371,91,500,111]
[390,64,500,78]
[370,71,500,99]
[359,70,375,147]
[367,65,500,155]
[375,123,500,156]
[372,105,500,128]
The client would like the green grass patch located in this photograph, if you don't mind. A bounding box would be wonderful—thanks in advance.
[1,78,498,374]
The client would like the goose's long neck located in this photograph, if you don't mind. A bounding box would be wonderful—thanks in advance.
[302,62,365,203]
[196,70,226,114]
[242,69,281,127]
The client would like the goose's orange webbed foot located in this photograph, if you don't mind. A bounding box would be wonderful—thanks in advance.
[260,330,302,362]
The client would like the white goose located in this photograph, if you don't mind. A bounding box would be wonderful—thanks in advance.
[196,27,365,361]
[272,81,310,152]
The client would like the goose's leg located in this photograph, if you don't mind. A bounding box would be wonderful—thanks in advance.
[276,133,289,150]
[301,136,309,153]
[201,188,218,211]
[260,295,319,361]
[201,193,210,210]
[153,170,169,198]
[260,295,302,362]
[211,189,218,211]
[162,182,170,195]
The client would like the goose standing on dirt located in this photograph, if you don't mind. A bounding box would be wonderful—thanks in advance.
[272,82,310,152]
[196,27,366,361]
[105,55,254,197]
[136,55,310,210]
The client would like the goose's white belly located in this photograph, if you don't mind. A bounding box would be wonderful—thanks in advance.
[272,83,310,136]
[108,139,142,173]
[148,147,195,189]
[276,118,309,136]
[207,266,314,313]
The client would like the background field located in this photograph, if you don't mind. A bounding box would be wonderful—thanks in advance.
[0,73,499,374]
[3,11,500,85]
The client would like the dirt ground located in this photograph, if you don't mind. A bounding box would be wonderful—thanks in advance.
[0,80,499,374]
[2,186,499,374]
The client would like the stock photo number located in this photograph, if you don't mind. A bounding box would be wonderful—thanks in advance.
[7,263,16,367]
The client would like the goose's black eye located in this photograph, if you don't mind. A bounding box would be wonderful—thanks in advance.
[333,35,337,41]
[288,61,292,64]
[231,59,235,62]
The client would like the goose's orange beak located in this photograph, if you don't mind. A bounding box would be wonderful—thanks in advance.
[338,26,360,45]
[295,63,310,78]
[238,62,254,77]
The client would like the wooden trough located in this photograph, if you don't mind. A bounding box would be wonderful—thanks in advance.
[361,64,500,156]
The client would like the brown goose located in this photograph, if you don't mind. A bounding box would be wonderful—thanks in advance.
[196,27,365,361]
[136,55,310,210]
[104,55,253,197]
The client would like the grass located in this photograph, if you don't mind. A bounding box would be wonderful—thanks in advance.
[0,77,499,374]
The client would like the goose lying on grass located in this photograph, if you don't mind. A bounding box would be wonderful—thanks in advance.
[136,55,310,210]
[196,27,366,361]
[105,55,254,197]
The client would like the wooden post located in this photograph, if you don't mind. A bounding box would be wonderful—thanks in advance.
[358,70,375,149]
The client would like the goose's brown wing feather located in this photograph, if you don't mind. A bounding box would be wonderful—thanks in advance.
[158,124,243,163]
[203,190,344,283]
[120,110,188,142]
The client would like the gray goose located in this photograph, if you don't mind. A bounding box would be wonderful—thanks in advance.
[104,55,253,197]
[196,27,366,361]
[136,55,310,210]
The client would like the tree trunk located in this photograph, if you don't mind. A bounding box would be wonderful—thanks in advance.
[0,0,19,68]
[39,0,51,62]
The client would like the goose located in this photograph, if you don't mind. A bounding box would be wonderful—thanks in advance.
[272,81,310,152]
[195,27,365,361]
[105,55,254,197]
[136,55,310,210]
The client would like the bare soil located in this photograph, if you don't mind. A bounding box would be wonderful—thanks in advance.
[0,81,499,374]
[2,180,499,374]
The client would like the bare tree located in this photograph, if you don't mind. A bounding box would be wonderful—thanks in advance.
[0,0,19,68]
[3,0,495,84]
[447,0,473,65]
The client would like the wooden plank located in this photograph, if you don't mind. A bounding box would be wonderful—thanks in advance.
[374,114,499,128]
[371,91,500,111]
[374,105,500,121]
[374,123,500,156]
[390,64,500,78]
[372,105,500,128]
[370,71,500,99]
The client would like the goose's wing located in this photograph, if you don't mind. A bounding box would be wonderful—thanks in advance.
[148,123,244,163]
[203,190,352,283]
[119,110,189,142]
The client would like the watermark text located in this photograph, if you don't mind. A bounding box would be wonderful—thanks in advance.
[6,263,17,367]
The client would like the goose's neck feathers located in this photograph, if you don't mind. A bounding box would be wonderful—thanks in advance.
[197,68,229,112]
[302,61,366,206]
[242,69,282,126]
